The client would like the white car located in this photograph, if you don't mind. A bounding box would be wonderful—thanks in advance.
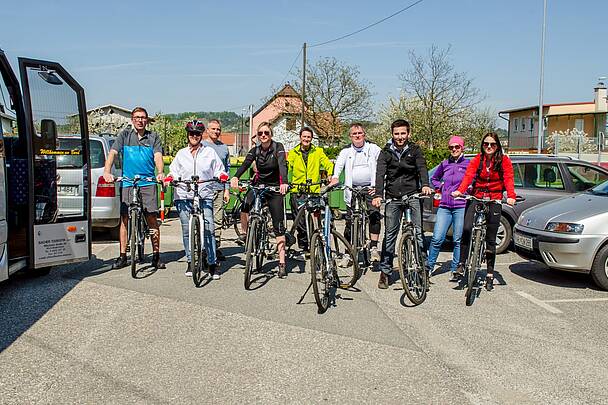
[514,180,608,290]
[57,134,121,236]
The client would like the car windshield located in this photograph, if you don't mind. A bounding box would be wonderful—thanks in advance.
[589,180,608,196]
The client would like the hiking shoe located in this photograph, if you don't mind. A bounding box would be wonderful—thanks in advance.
[378,272,389,289]
[339,256,353,268]
[113,255,127,269]
[455,263,465,276]
[185,262,192,277]
[485,276,494,291]
[449,272,459,282]
[278,263,287,278]
[370,247,381,263]
[152,253,166,269]
[216,250,226,261]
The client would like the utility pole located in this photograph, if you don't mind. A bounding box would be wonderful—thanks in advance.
[301,42,306,130]
[537,0,547,154]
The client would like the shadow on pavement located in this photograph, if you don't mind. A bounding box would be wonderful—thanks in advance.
[509,262,598,290]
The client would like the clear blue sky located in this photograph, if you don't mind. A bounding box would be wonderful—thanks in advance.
[1,0,606,122]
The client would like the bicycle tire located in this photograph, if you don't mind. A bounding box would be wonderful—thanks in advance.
[331,229,360,288]
[129,209,138,278]
[398,231,428,305]
[256,222,265,272]
[466,229,483,306]
[310,231,330,313]
[244,219,258,290]
[230,205,244,238]
[190,216,203,287]
[137,214,145,263]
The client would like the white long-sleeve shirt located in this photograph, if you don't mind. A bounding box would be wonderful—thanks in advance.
[168,144,227,200]
[331,141,381,205]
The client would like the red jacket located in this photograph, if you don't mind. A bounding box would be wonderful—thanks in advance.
[457,154,516,200]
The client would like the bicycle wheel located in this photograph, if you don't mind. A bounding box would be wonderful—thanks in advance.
[230,205,244,239]
[129,209,138,278]
[255,221,265,272]
[330,229,359,288]
[137,215,146,263]
[190,216,204,287]
[398,232,428,305]
[244,219,258,290]
[310,231,331,313]
[465,229,483,306]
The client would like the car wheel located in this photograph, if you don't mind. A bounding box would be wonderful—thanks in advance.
[495,215,512,254]
[590,245,608,291]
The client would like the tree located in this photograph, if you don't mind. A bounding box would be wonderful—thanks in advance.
[395,45,490,150]
[290,57,374,144]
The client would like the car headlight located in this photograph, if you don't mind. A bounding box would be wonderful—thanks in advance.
[545,222,584,234]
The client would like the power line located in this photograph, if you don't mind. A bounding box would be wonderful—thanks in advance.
[310,0,425,48]
[278,47,303,86]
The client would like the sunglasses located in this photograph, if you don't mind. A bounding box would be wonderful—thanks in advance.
[448,145,461,151]
[257,130,271,136]
[483,141,498,148]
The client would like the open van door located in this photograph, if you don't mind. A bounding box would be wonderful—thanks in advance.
[18,58,91,269]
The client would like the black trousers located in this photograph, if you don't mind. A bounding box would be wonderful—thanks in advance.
[459,200,502,274]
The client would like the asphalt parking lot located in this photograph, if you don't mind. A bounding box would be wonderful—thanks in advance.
[2,214,608,404]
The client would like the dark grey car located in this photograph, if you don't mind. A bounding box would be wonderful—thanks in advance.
[423,155,608,253]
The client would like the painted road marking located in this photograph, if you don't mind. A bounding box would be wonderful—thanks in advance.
[544,297,608,303]
[516,291,563,314]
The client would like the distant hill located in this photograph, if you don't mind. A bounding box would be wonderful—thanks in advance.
[164,111,247,133]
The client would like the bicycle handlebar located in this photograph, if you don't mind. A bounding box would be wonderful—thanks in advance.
[385,192,431,204]
[238,181,281,193]
[169,176,223,186]
[115,176,162,184]
[454,195,503,205]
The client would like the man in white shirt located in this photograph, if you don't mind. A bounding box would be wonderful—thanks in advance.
[330,123,382,263]
[167,120,227,279]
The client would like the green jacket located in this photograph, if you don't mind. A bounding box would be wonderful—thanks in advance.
[287,144,334,193]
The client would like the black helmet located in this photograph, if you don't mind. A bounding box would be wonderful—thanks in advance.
[185,120,205,134]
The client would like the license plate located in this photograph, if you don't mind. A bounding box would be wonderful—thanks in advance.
[58,185,78,195]
[514,232,533,250]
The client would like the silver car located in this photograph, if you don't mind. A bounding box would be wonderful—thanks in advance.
[513,180,608,290]
[57,134,120,236]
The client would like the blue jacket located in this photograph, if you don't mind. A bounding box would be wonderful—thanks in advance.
[431,155,470,209]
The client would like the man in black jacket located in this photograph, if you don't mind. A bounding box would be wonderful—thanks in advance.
[372,119,432,289]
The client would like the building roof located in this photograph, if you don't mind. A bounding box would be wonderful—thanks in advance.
[87,104,132,114]
[499,102,595,115]
[253,83,301,118]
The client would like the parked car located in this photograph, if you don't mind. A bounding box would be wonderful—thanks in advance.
[57,133,120,236]
[423,154,608,253]
[513,180,608,290]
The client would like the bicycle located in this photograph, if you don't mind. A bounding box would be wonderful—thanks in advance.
[115,176,162,278]
[169,175,223,287]
[284,180,326,257]
[241,182,281,290]
[344,185,375,271]
[222,188,245,240]
[456,195,503,306]
[389,192,431,306]
[308,184,359,313]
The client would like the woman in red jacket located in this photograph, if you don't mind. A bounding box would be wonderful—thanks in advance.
[452,132,516,291]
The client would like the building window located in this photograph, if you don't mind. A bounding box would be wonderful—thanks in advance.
[530,118,534,131]
[521,118,526,131]
[286,117,296,131]
[575,118,584,132]
[513,118,519,132]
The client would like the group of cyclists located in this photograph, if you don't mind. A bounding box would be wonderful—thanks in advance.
[103,107,516,292]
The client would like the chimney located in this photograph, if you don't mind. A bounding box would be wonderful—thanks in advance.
[595,77,607,112]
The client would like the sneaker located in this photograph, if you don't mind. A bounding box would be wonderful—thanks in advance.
[370,247,381,262]
[378,272,389,289]
[152,253,166,269]
[216,250,226,261]
[210,264,220,280]
[339,256,353,268]
[448,272,459,282]
[113,255,127,269]
[485,276,494,291]
[185,262,192,277]
[278,263,287,278]
[455,263,465,276]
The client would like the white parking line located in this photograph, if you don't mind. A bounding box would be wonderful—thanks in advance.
[544,298,608,303]
[516,291,563,314]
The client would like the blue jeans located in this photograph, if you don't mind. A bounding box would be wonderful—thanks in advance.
[175,199,216,265]
[426,207,465,273]
[379,200,423,275]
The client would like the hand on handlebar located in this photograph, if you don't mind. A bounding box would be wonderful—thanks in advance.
[156,173,165,183]
[367,187,376,196]
[451,190,464,198]
[372,197,382,208]
[279,184,289,195]
[421,186,432,195]
[103,172,115,183]
[230,177,239,190]
[506,197,516,206]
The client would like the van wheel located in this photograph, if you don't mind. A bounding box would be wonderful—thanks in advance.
[590,245,608,290]
[495,216,512,254]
